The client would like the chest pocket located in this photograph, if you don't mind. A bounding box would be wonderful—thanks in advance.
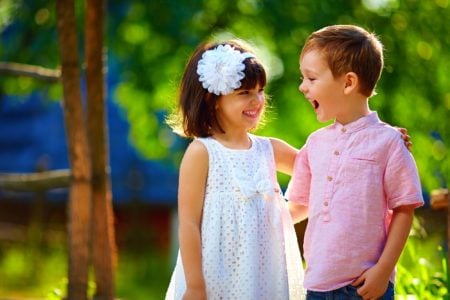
[349,147,380,164]
[343,149,382,199]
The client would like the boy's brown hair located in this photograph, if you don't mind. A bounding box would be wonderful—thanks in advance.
[301,24,384,97]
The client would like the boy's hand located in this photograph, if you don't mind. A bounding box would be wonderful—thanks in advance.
[352,264,391,300]
[288,202,309,224]
[396,127,412,151]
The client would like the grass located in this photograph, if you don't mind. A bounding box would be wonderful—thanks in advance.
[0,237,67,298]
[0,215,447,299]
[116,249,172,299]
[395,217,448,299]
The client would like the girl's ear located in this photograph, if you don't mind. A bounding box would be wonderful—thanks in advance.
[343,72,358,95]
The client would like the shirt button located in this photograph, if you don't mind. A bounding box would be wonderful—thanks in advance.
[341,127,347,133]
[334,150,340,155]
[327,176,333,181]
[323,201,329,206]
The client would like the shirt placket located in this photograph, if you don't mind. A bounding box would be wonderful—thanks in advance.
[321,127,348,222]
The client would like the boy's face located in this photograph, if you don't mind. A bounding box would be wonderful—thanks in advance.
[299,50,346,123]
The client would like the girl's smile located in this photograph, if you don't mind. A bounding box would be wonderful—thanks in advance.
[243,108,261,119]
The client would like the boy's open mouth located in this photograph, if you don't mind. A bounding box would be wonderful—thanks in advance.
[312,100,319,110]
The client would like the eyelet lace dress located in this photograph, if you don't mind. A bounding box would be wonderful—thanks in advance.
[165,134,304,300]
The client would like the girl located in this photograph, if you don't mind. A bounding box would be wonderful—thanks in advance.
[165,40,305,300]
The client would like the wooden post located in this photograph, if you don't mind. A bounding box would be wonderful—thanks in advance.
[430,188,449,282]
[85,0,117,298]
[56,0,92,298]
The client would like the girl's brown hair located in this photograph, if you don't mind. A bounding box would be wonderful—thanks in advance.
[168,39,267,138]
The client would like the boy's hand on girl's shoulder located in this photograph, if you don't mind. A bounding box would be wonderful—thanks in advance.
[351,263,391,300]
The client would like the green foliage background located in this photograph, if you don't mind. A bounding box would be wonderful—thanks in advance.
[1,0,448,192]
[0,1,448,298]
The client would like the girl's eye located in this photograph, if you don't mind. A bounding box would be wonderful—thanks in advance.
[238,90,249,95]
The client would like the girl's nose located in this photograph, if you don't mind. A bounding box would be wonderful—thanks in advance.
[257,92,265,103]
[252,92,265,104]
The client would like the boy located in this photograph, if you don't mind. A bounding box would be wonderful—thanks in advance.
[286,25,424,299]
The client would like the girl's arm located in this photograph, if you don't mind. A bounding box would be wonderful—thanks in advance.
[178,140,208,300]
[270,129,410,176]
[270,137,298,175]
[270,138,309,223]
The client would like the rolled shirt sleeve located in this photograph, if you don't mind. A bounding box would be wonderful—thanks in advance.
[285,146,311,206]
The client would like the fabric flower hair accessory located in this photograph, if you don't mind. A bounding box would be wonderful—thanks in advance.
[197,44,255,95]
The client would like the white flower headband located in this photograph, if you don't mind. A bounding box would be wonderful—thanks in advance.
[197,44,255,95]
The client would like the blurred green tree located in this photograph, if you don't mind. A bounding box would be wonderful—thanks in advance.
[1,0,448,193]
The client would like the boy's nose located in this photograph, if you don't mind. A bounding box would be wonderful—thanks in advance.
[299,81,306,93]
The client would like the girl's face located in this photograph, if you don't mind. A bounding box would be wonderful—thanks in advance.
[298,50,346,123]
[215,84,265,133]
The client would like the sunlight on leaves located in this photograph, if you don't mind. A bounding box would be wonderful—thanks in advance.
[362,0,399,12]
[417,41,433,60]
[0,0,21,31]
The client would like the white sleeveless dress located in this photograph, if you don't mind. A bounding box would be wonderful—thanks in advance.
[165,134,304,300]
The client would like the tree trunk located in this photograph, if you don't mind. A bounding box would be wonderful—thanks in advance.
[85,0,117,298]
[56,0,92,299]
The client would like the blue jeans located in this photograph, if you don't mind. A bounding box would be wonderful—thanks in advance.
[306,282,394,300]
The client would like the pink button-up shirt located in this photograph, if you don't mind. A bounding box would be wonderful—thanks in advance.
[286,112,424,291]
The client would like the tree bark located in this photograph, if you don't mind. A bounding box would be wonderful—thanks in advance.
[85,0,116,298]
[56,0,92,299]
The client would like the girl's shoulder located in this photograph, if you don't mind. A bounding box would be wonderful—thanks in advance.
[182,139,209,162]
[192,136,216,151]
[179,140,209,182]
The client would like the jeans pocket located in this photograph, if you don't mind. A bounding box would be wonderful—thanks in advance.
[343,285,362,299]
[381,282,395,300]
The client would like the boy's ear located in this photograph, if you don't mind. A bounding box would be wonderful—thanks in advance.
[343,72,358,95]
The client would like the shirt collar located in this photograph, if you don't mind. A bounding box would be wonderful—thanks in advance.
[332,111,380,134]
